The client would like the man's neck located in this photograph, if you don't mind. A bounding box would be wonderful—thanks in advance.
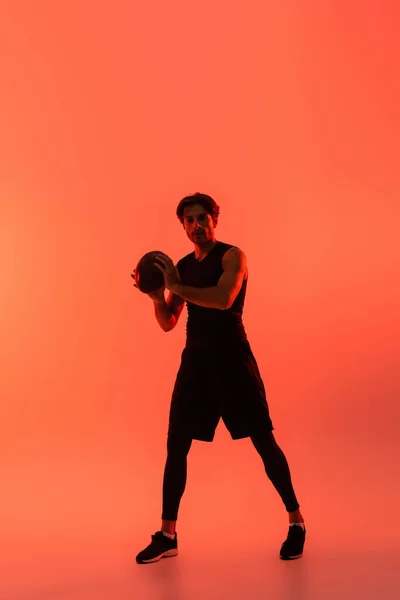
[194,239,217,261]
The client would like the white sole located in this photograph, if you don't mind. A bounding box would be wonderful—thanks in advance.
[141,548,178,563]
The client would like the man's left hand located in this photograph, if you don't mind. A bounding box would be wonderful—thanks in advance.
[154,254,180,290]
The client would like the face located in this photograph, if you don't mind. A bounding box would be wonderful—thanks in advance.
[182,203,215,244]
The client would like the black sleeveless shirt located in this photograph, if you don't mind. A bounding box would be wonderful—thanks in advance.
[176,241,248,349]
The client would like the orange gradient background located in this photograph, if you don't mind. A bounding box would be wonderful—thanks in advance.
[1,2,399,599]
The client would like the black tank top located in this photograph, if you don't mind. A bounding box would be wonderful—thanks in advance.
[176,241,248,349]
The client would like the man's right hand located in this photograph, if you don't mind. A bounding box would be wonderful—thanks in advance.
[131,269,166,301]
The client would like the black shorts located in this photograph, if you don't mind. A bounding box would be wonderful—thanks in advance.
[168,341,274,442]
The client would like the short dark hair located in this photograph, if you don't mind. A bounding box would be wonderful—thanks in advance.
[176,193,220,226]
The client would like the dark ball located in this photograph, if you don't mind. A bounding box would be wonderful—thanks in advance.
[135,250,166,293]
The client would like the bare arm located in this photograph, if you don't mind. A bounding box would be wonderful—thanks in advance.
[153,290,185,332]
[131,264,184,332]
[169,248,247,310]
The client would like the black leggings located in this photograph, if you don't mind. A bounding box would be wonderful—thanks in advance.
[161,430,300,521]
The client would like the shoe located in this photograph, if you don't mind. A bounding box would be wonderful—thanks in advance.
[136,531,178,564]
[280,524,306,560]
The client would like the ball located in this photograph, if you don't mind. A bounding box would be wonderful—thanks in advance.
[135,250,167,293]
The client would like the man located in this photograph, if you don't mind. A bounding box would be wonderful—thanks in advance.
[132,193,306,564]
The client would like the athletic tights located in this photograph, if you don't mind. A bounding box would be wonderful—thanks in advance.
[161,430,300,521]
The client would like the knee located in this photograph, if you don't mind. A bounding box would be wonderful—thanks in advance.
[167,432,193,458]
[250,430,278,454]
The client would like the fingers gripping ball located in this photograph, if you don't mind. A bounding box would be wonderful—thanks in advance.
[135,251,168,293]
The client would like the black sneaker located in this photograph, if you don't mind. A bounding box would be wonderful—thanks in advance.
[280,524,306,560]
[136,531,178,564]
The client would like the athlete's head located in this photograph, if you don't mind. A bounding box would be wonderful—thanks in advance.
[176,193,220,244]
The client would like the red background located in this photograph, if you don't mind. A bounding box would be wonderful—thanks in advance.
[1,2,399,598]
